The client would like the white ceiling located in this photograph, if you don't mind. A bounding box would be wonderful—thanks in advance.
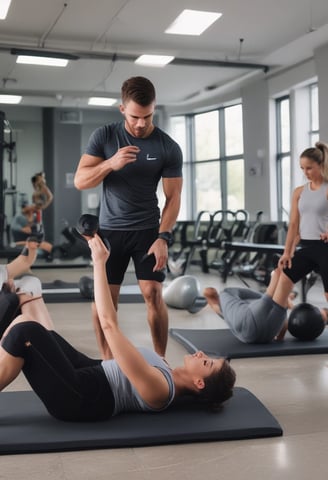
[0,0,328,110]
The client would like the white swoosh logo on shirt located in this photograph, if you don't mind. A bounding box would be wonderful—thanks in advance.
[146,154,157,161]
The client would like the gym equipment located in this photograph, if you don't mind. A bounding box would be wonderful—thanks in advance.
[221,241,317,301]
[288,303,325,341]
[169,327,328,359]
[51,224,91,261]
[220,241,285,283]
[0,387,282,454]
[1,112,19,249]
[78,275,94,299]
[163,275,207,313]
[77,213,99,237]
[76,213,111,250]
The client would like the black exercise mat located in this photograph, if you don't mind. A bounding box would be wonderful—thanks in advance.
[42,292,144,304]
[170,327,328,358]
[0,388,282,455]
[32,261,90,269]
[41,281,144,304]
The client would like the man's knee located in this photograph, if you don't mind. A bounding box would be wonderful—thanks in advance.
[140,282,163,305]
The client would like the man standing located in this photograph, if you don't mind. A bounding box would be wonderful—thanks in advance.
[74,76,183,358]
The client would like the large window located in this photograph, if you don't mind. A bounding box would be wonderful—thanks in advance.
[310,83,319,145]
[193,104,244,215]
[276,96,291,221]
[169,105,244,218]
[194,110,219,161]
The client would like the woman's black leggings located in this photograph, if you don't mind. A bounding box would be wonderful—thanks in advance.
[1,321,115,421]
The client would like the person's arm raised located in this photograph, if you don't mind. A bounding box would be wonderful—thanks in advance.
[6,239,39,279]
[89,235,170,409]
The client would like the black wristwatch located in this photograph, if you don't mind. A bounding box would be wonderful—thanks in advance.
[158,231,174,247]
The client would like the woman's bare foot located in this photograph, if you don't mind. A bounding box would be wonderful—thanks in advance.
[203,287,224,317]
[320,307,328,325]
[287,291,298,310]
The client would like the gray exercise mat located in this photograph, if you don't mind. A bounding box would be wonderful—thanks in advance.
[170,327,328,358]
[0,388,282,454]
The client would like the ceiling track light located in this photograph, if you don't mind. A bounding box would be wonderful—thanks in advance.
[7,47,268,72]
[171,57,269,73]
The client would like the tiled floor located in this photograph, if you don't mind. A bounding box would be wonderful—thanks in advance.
[2,260,328,480]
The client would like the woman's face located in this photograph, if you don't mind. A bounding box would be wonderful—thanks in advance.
[184,351,225,378]
[300,156,323,181]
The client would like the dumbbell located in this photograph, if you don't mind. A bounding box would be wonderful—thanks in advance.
[76,214,111,250]
[79,275,94,299]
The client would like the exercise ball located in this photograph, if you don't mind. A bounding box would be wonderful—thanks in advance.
[288,303,324,341]
[79,276,94,300]
[163,275,207,314]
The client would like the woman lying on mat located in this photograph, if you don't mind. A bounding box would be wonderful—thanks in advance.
[204,268,327,343]
[0,235,235,422]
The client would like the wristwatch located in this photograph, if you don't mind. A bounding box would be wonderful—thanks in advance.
[158,231,174,247]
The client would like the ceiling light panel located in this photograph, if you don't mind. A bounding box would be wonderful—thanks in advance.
[165,9,222,36]
[0,0,12,20]
[135,55,174,67]
[88,97,117,106]
[16,55,69,67]
[0,94,22,104]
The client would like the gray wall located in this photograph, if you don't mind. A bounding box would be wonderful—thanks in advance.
[242,79,271,220]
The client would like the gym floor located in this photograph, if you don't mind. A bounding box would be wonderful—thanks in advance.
[2,261,328,479]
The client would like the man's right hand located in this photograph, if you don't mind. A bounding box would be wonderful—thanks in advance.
[108,146,140,171]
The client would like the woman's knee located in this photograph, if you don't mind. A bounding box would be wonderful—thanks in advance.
[1,321,44,357]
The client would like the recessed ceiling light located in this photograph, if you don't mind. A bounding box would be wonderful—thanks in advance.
[0,94,22,104]
[165,9,222,36]
[135,54,174,67]
[0,0,12,20]
[88,97,117,106]
[16,55,69,67]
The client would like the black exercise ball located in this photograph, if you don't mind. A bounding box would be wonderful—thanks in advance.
[288,303,324,341]
[79,276,94,300]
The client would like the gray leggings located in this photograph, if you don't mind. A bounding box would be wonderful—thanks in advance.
[220,288,287,343]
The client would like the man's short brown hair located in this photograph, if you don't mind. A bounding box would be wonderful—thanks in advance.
[121,76,156,106]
